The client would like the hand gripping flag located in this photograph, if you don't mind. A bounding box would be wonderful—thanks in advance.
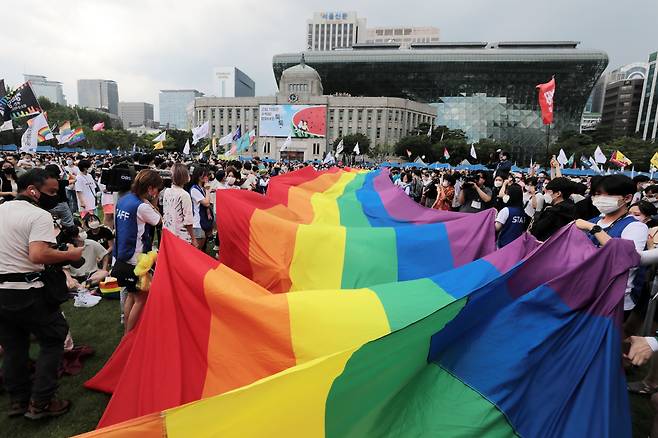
[536,77,556,125]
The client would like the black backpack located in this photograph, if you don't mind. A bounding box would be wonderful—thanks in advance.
[192,185,215,231]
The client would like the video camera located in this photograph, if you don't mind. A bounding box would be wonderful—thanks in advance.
[54,226,85,269]
[100,162,148,193]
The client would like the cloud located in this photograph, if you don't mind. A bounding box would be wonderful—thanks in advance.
[3,0,656,121]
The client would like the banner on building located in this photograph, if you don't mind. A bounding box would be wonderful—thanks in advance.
[259,105,326,138]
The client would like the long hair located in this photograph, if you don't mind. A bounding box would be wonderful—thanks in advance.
[131,169,163,198]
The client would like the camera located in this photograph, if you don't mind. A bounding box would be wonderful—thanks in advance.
[54,226,85,269]
[100,162,149,193]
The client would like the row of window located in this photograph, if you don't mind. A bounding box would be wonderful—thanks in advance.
[310,22,354,50]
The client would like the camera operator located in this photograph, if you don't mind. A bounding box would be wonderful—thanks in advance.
[458,172,492,213]
[0,169,83,420]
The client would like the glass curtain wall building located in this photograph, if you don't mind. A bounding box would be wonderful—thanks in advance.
[636,52,658,142]
[273,42,608,160]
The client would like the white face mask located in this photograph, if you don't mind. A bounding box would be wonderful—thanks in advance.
[494,180,503,188]
[543,193,554,204]
[592,195,623,215]
[79,231,87,241]
[226,176,236,186]
[502,195,510,204]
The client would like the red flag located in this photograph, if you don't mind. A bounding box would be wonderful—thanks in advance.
[536,77,556,125]
[406,149,412,157]
[93,121,105,131]
[443,147,450,160]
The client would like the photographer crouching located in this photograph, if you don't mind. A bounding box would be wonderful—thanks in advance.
[0,169,84,420]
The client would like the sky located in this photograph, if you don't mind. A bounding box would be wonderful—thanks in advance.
[3,0,657,121]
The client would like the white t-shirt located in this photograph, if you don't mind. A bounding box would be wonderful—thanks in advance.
[495,207,510,225]
[162,186,194,243]
[64,165,79,190]
[190,186,206,229]
[0,200,56,289]
[241,173,258,190]
[75,173,97,212]
[523,192,536,218]
[596,215,649,311]
[68,239,108,277]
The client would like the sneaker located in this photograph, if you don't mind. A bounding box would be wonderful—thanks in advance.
[24,398,71,420]
[7,401,28,418]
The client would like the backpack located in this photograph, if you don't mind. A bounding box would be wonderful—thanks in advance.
[411,178,423,200]
[192,185,215,231]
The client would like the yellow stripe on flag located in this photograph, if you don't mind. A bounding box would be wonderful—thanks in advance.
[287,288,390,364]
[289,224,346,291]
[153,141,164,150]
[310,172,357,226]
[165,349,355,438]
[651,152,658,170]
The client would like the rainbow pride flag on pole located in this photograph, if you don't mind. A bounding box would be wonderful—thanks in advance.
[80,224,635,437]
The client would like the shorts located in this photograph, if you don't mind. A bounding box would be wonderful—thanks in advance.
[193,228,206,239]
[80,210,94,219]
[102,204,115,215]
[111,261,138,293]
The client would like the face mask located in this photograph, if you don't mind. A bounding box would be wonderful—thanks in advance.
[66,160,73,165]
[37,191,59,210]
[494,181,503,188]
[644,195,657,203]
[441,181,450,187]
[592,195,623,215]
[226,176,236,185]
[79,231,88,241]
[543,193,554,204]
[502,195,510,204]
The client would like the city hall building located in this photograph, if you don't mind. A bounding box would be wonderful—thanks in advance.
[193,59,435,161]
[273,41,608,161]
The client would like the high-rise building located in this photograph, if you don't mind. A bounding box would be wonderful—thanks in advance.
[363,26,439,48]
[24,74,67,106]
[306,11,366,51]
[274,41,608,158]
[118,102,155,128]
[636,52,658,142]
[159,89,203,129]
[599,78,645,137]
[77,79,119,115]
[212,67,256,97]
[586,63,647,114]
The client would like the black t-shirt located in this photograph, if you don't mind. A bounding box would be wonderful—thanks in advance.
[87,226,114,249]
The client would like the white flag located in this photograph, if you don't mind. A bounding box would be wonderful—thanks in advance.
[470,145,477,159]
[281,134,292,151]
[183,139,190,155]
[323,152,335,165]
[427,125,432,137]
[336,139,344,155]
[0,120,12,132]
[218,130,234,146]
[354,142,360,155]
[152,131,166,142]
[557,149,568,166]
[21,123,38,153]
[132,143,137,152]
[191,121,210,145]
[594,146,607,164]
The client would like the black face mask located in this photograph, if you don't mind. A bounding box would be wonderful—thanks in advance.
[37,191,60,210]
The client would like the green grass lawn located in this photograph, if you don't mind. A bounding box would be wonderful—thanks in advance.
[0,295,656,437]
[0,299,123,438]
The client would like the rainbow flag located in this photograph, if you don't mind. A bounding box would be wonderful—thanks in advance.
[68,127,86,145]
[80,225,635,437]
[216,168,496,292]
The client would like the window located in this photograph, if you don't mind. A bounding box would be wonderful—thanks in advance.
[376,127,381,138]
[264,141,271,154]
[219,109,224,119]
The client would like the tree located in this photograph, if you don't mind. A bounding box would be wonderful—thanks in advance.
[332,133,370,156]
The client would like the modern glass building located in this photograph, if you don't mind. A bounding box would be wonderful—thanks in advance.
[273,41,608,158]
[159,89,203,129]
[636,52,658,142]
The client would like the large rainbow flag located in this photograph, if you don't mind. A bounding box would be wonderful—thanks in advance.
[81,168,637,437]
[216,168,496,292]
[80,224,635,437]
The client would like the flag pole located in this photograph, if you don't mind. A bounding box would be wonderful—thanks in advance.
[545,124,550,165]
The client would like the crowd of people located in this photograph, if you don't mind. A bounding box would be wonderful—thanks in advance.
[4,148,658,432]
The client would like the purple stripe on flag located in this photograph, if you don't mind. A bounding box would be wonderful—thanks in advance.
[483,232,541,273]
[372,170,472,223]
[444,209,497,267]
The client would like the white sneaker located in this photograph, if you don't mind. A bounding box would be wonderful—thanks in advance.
[74,291,101,308]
